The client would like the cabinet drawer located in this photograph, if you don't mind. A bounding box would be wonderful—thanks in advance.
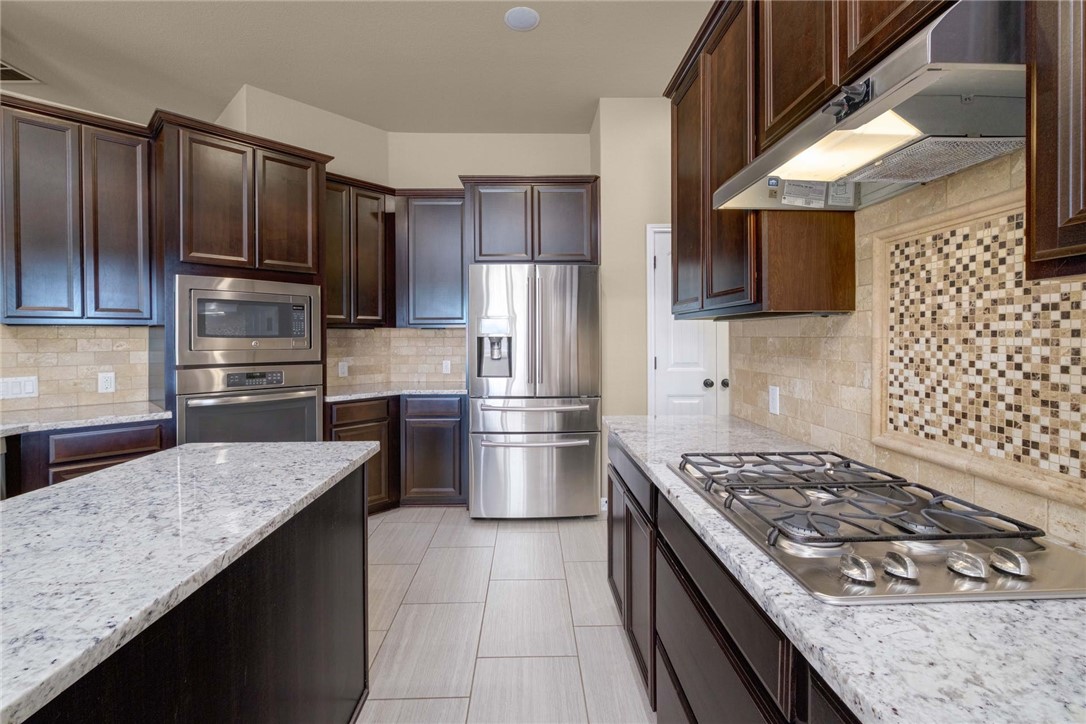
[49,424,163,465]
[607,436,653,518]
[403,396,461,418]
[658,495,794,717]
[330,398,389,426]
[48,455,146,485]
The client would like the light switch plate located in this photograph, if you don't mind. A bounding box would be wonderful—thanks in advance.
[98,371,116,394]
[442,360,452,374]
[0,376,38,399]
[337,361,349,378]
[769,385,780,415]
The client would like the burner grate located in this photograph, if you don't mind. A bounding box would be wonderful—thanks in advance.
[679,451,908,488]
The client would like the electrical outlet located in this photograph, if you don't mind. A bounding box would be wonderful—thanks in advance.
[98,371,116,394]
[769,385,780,415]
[600,497,609,512]
[442,360,452,374]
[337,361,349,378]
[0,376,38,399]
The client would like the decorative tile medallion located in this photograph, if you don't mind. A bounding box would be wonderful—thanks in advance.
[886,211,1084,478]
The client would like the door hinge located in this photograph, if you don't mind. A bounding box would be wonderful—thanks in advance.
[653,255,657,269]
[654,356,658,370]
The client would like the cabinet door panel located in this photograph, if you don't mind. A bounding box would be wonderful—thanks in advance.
[352,188,386,324]
[672,71,705,313]
[656,643,695,724]
[837,0,948,84]
[332,420,391,509]
[533,184,596,262]
[607,470,627,618]
[180,130,252,267]
[757,0,838,152]
[401,416,463,503]
[256,149,317,273]
[324,182,352,324]
[399,196,466,327]
[82,127,151,319]
[2,108,82,318]
[627,496,654,696]
[474,185,531,261]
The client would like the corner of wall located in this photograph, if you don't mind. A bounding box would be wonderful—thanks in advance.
[214,85,249,131]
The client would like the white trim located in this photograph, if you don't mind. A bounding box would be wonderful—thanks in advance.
[645,223,670,417]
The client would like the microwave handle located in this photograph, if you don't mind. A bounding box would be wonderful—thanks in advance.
[186,389,319,407]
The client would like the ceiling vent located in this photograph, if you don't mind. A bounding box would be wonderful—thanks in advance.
[0,61,40,84]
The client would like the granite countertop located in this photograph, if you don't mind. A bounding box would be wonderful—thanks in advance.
[325,383,467,403]
[603,415,1086,724]
[0,402,172,438]
[0,441,378,724]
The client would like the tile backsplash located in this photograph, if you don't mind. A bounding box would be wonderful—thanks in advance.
[326,327,466,393]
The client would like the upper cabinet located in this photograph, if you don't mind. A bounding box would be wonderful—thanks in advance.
[255,149,319,273]
[836,1,949,84]
[1026,0,1086,280]
[324,174,394,327]
[2,101,152,324]
[179,131,253,268]
[462,176,600,264]
[396,190,467,328]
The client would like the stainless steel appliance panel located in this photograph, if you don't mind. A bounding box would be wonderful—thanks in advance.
[536,265,601,398]
[470,432,600,518]
[177,385,322,444]
[175,364,323,395]
[470,397,601,434]
[468,264,533,398]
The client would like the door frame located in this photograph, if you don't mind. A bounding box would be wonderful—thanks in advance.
[646,223,670,417]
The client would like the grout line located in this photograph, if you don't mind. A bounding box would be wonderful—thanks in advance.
[564,571,593,723]
[464,552,496,722]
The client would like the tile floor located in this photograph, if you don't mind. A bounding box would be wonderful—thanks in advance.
[360,506,655,724]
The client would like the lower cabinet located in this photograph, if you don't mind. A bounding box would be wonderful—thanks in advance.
[607,472,627,616]
[327,397,400,513]
[400,395,467,505]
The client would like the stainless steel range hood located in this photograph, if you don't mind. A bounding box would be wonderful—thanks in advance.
[713,0,1025,212]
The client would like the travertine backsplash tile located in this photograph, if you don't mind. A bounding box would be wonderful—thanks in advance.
[326,327,466,392]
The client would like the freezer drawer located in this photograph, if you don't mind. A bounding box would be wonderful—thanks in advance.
[470,397,601,433]
[470,432,600,518]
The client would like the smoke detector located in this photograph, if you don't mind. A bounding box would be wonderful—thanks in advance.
[504,7,540,32]
[0,61,39,84]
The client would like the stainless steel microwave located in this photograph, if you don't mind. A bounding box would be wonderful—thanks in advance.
[175,275,321,367]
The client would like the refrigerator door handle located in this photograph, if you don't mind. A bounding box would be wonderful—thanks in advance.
[534,267,543,387]
[480,439,591,449]
[479,404,591,413]
[527,271,535,385]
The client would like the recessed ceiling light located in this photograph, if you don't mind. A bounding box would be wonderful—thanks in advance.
[504,6,540,32]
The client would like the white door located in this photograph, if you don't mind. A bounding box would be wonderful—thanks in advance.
[647,225,728,416]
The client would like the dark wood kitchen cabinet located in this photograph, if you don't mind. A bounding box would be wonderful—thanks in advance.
[395,190,467,328]
[2,98,153,323]
[607,472,627,617]
[462,176,599,264]
[255,149,319,273]
[400,395,466,505]
[1025,0,1086,281]
[327,396,400,513]
[178,130,253,268]
[325,175,394,326]
[835,1,949,85]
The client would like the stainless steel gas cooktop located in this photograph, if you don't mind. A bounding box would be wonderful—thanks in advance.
[669,452,1086,605]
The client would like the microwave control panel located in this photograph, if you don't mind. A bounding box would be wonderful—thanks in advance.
[291,305,307,337]
[226,371,285,388]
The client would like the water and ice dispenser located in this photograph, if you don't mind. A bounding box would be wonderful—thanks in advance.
[476,316,512,378]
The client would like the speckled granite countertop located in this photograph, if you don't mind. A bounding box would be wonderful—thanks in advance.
[0,402,171,438]
[604,415,1086,724]
[325,384,466,403]
[0,441,378,724]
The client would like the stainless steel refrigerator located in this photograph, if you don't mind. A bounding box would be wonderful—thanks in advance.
[468,264,601,518]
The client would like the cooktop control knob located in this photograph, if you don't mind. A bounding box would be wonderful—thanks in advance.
[990,547,1031,577]
[881,551,919,581]
[839,553,875,584]
[947,550,988,579]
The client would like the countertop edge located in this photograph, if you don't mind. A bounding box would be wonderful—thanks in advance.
[325,389,467,403]
[0,410,173,438]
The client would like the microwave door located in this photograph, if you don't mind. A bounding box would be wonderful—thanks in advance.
[535,265,601,398]
[469,264,533,398]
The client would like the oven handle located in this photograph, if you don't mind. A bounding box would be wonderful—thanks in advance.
[480,439,591,449]
[185,389,319,407]
[479,404,591,413]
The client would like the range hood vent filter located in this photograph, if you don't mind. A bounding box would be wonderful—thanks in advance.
[840,137,1024,184]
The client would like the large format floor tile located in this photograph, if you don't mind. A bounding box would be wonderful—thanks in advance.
[376,507,449,523]
[368,629,386,667]
[575,626,655,724]
[369,603,485,699]
[359,698,469,724]
[368,564,418,630]
[478,579,576,657]
[369,522,438,565]
[404,547,493,604]
[467,657,588,723]
[496,518,558,533]
[490,530,564,579]
[565,561,621,626]
[430,508,499,548]
[558,519,607,562]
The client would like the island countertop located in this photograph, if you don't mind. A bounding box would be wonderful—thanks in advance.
[604,415,1086,724]
[0,441,378,724]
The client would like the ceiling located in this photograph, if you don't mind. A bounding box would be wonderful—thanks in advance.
[0,1,711,133]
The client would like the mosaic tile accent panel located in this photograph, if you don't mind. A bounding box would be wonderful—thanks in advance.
[886,211,1084,478]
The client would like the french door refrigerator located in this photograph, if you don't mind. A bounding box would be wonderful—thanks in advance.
[468,264,601,518]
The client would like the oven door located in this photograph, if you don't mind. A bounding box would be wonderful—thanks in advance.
[177,386,322,444]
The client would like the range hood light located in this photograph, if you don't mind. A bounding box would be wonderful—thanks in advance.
[768,110,924,183]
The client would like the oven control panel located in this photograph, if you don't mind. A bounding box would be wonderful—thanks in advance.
[226,370,285,388]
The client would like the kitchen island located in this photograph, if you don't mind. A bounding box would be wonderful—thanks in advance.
[0,441,378,724]
[604,415,1086,724]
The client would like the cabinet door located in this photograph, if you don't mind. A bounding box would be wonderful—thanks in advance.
[1026,0,1086,280]
[332,420,392,509]
[180,130,253,267]
[607,471,627,617]
[82,127,152,320]
[324,182,352,324]
[352,188,386,324]
[473,184,532,262]
[704,3,759,310]
[836,0,948,84]
[757,0,838,152]
[626,495,654,697]
[672,68,705,314]
[2,108,82,319]
[256,149,318,273]
[533,183,597,263]
[398,195,466,327]
[401,415,464,504]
